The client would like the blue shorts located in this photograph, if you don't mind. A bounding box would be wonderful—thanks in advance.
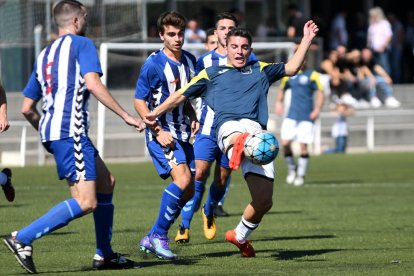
[194,134,230,169]
[147,139,195,180]
[43,136,98,182]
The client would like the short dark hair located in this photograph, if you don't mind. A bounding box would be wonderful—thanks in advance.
[157,11,187,34]
[53,0,85,28]
[215,12,238,27]
[226,27,252,46]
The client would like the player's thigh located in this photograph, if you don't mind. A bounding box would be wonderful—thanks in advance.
[280,118,297,141]
[44,136,98,183]
[147,139,195,182]
[245,173,274,205]
[296,121,315,144]
[217,119,262,153]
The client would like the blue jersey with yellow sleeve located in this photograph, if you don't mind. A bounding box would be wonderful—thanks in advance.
[279,69,323,122]
[180,60,285,131]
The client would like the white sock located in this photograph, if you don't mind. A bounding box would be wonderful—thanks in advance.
[235,216,259,244]
[285,155,296,172]
[0,172,7,185]
[297,156,309,177]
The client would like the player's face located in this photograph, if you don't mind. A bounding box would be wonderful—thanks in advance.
[75,8,88,36]
[215,19,236,48]
[226,36,252,68]
[205,34,218,51]
[160,25,184,53]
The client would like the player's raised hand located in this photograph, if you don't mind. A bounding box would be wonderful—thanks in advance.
[303,20,319,41]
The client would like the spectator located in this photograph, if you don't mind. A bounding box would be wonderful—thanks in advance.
[256,16,278,39]
[387,12,405,83]
[185,18,206,57]
[360,48,401,108]
[329,10,348,50]
[349,12,368,50]
[286,4,307,39]
[367,7,393,75]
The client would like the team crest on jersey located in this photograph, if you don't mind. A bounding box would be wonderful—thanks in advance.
[241,66,252,74]
[299,75,309,84]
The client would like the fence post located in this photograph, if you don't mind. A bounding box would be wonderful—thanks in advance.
[366,115,375,152]
[314,118,321,155]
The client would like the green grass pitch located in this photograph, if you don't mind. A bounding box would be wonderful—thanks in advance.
[0,152,413,275]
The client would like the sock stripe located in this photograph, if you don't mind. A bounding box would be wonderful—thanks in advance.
[64,200,75,218]
[164,188,180,200]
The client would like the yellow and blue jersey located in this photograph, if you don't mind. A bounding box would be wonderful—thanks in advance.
[181,60,285,132]
[279,69,323,122]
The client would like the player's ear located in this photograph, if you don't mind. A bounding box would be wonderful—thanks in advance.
[158,32,164,41]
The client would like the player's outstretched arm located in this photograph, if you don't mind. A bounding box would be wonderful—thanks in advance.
[145,92,187,122]
[21,97,41,131]
[84,72,144,131]
[0,84,9,133]
[285,20,319,76]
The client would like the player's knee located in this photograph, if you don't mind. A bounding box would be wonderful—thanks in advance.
[252,198,273,214]
[195,168,209,182]
[78,198,98,214]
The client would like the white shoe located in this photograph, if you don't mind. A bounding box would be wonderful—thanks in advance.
[341,94,358,108]
[357,99,370,109]
[370,97,382,108]
[385,96,401,108]
[293,176,304,186]
[286,171,296,184]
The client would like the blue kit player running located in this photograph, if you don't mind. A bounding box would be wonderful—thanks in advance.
[275,63,324,186]
[175,12,258,244]
[134,11,198,260]
[145,23,319,257]
[3,1,144,274]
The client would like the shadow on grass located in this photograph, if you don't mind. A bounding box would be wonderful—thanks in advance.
[228,210,303,217]
[0,203,30,208]
[272,248,342,260]
[256,234,336,242]
[307,179,364,185]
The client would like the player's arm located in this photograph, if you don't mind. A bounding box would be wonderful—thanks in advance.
[147,92,187,121]
[21,97,41,131]
[0,82,9,133]
[284,20,319,76]
[275,77,288,116]
[309,71,325,121]
[84,72,145,131]
[184,100,199,137]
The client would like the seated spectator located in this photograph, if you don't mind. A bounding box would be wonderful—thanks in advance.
[360,48,401,108]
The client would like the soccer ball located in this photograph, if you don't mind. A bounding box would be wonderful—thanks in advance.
[243,130,279,165]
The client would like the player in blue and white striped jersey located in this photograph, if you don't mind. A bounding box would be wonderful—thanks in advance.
[4,1,144,273]
[134,11,198,260]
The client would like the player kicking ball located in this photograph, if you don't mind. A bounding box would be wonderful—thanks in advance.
[144,22,319,257]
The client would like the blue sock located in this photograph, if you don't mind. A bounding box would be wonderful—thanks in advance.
[152,183,184,236]
[181,180,205,229]
[17,198,83,245]
[204,181,226,217]
[93,193,114,258]
[218,174,231,205]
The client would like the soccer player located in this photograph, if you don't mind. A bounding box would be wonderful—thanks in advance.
[144,21,319,257]
[0,80,14,202]
[3,1,144,273]
[134,11,198,260]
[275,62,325,186]
[175,12,255,245]
[204,28,218,52]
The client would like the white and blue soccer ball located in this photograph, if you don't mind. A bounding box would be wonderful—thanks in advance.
[243,130,279,165]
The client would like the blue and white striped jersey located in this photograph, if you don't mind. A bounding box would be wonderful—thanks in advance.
[195,50,258,138]
[23,34,101,142]
[135,49,196,142]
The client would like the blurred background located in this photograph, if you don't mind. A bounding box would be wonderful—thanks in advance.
[0,0,413,165]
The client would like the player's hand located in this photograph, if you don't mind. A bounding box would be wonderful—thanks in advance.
[310,110,320,121]
[134,119,146,133]
[156,130,175,148]
[0,118,9,133]
[191,120,199,137]
[144,111,158,124]
[303,20,319,41]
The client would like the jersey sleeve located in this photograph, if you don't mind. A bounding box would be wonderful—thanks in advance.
[135,59,159,101]
[22,67,42,101]
[260,62,286,84]
[180,69,209,100]
[77,37,102,77]
[310,70,324,91]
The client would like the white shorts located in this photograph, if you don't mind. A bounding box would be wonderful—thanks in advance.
[217,119,274,179]
[281,118,315,144]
